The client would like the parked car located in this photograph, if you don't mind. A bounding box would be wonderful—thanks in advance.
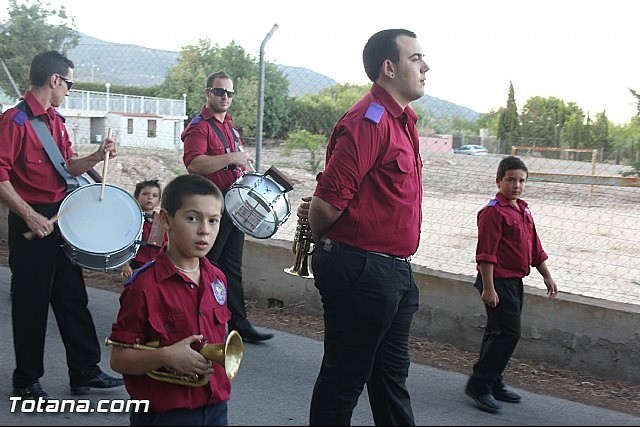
[453,145,488,156]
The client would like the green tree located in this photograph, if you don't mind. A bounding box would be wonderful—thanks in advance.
[0,0,79,97]
[497,82,519,153]
[289,83,369,137]
[590,111,610,154]
[158,39,289,139]
[520,96,566,148]
[282,129,327,174]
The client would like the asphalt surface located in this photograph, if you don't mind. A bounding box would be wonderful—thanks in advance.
[1,265,639,426]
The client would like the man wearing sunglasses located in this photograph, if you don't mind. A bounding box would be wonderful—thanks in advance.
[0,50,123,399]
[182,71,274,343]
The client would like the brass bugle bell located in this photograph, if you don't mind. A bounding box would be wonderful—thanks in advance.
[105,330,243,387]
[284,219,314,279]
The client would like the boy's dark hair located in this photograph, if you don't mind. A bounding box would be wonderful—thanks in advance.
[29,51,74,87]
[134,179,162,199]
[206,71,232,87]
[497,156,528,181]
[161,174,224,216]
[363,29,417,82]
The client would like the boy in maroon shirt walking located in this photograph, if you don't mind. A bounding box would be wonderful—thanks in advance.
[465,156,558,414]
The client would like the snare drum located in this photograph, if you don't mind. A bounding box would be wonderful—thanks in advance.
[57,184,144,271]
[225,166,293,239]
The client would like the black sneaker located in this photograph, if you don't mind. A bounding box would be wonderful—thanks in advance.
[13,382,50,400]
[70,372,124,395]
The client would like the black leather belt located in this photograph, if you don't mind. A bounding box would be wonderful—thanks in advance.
[319,237,412,263]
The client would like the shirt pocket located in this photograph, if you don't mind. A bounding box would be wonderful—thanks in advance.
[213,306,231,325]
[148,308,188,344]
[25,148,50,179]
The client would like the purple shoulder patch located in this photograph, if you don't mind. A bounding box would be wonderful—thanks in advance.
[191,116,202,124]
[13,110,28,126]
[487,199,498,207]
[364,103,384,124]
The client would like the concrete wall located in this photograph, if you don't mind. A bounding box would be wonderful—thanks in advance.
[243,238,640,385]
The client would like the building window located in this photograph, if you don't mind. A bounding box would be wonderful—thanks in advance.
[147,120,156,138]
[127,119,133,134]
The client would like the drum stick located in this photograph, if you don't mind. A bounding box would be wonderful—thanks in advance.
[99,128,112,201]
[23,214,58,240]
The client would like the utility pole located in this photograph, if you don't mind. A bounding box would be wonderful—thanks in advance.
[255,23,278,172]
[0,56,22,98]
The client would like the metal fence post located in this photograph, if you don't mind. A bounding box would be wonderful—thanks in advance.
[256,24,278,172]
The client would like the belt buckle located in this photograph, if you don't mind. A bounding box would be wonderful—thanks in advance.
[320,238,333,252]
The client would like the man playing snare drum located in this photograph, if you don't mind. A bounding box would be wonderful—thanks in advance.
[0,50,123,399]
[182,71,273,343]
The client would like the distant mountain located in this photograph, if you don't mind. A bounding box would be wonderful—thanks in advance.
[67,34,480,121]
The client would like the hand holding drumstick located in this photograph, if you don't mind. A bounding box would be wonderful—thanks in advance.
[23,213,58,240]
[99,128,113,201]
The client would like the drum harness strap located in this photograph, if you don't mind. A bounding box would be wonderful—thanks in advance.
[15,101,84,194]
[202,117,242,171]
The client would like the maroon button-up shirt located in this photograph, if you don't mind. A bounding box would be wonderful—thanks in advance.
[475,192,548,279]
[182,106,244,192]
[110,249,231,413]
[0,91,74,204]
[314,83,423,258]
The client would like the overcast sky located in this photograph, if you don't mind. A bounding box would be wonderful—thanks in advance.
[2,0,639,123]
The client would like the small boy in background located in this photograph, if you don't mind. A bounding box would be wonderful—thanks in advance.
[121,179,167,279]
[109,174,232,425]
[464,156,558,414]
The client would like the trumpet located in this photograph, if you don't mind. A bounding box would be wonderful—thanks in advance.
[284,219,314,279]
[105,330,243,387]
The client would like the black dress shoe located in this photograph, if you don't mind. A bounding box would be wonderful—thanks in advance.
[70,372,124,395]
[13,381,50,400]
[492,384,521,403]
[237,326,274,343]
[465,385,501,413]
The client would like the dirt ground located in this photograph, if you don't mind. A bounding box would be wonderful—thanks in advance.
[2,242,634,417]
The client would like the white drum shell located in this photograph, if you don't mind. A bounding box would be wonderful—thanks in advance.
[57,184,144,271]
[224,173,291,239]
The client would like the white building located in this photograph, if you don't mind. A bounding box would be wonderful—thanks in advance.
[59,88,187,150]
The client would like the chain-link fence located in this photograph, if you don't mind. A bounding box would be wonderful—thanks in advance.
[4,43,639,307]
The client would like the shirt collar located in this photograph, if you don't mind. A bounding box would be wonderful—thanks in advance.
[22,91,65,122]
[155,247,215,285]
[370,83,418,122]
[200,105,233,124]
[495,192,528,210]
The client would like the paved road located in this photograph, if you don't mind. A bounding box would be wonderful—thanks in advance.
[1,265,639,426]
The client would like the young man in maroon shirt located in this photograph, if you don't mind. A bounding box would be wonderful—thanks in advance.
[182,71,272,343]
[303,29,429,426]
[465,155,558,414]
[0,50,122,399]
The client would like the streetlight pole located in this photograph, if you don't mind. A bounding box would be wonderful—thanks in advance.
[255,23,278,172]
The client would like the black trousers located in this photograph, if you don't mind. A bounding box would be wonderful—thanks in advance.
[468,276,523,393]
[206,212,248,331]
[9,205,101,388]
[309,241,419,426]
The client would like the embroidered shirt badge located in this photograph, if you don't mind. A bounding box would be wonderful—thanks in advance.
[211,279,227,305]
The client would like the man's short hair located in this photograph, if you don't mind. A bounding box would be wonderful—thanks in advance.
[29,51,74,87]
[362,29,416,82]
[206,71,232,87]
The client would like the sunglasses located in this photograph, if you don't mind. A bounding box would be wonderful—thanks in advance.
[208,87,235,98]
[56,74,74,90]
